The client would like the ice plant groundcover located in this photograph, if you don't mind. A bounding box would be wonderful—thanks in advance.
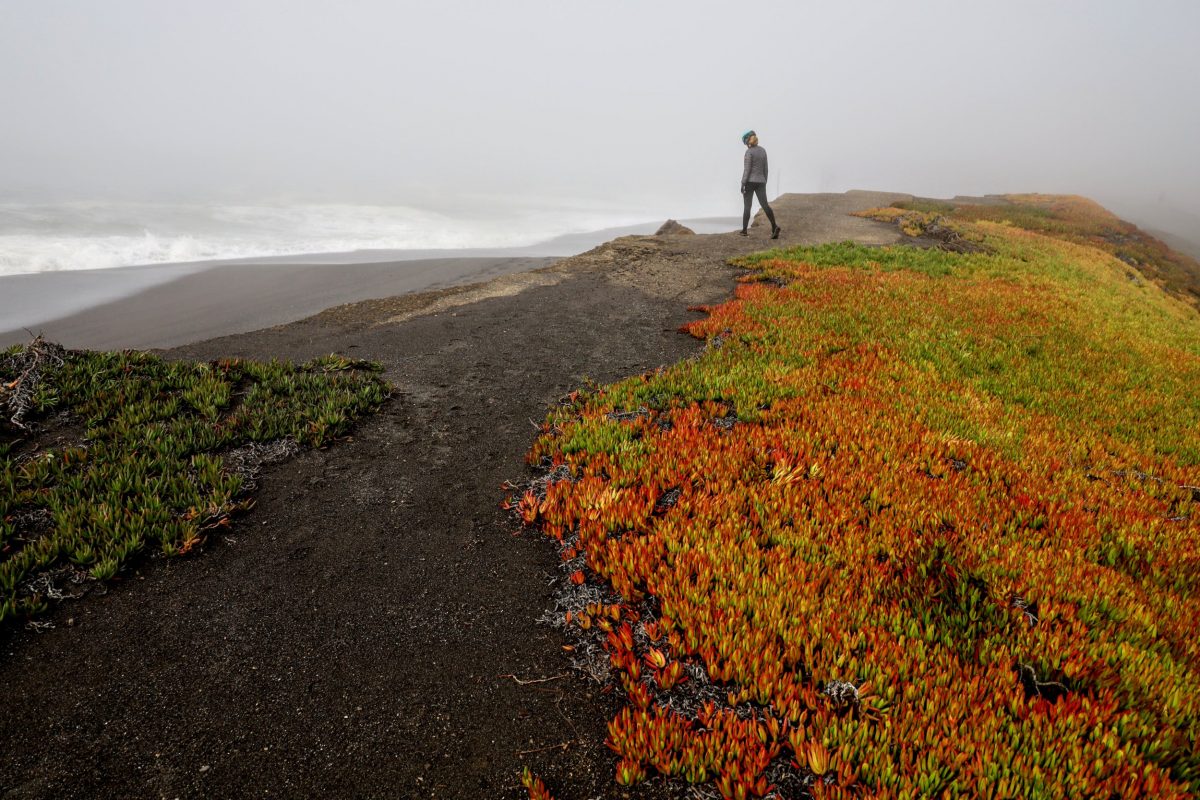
[515,198,1199,798]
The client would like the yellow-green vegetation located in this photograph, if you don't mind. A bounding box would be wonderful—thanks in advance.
[517,197,1200,797]
[875,194,1200,309]
[0,341,388,625]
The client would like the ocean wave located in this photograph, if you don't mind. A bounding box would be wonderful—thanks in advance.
[0,201,651,276]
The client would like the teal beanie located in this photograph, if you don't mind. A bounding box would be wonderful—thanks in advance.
[741,129,756,144]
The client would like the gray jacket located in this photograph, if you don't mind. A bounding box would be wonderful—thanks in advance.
[742,145,768,185]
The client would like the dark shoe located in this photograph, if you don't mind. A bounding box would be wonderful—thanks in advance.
[771,226,781,240]
[739,230,749,237]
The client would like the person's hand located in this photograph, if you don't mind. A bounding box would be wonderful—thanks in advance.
[740,183,747,194]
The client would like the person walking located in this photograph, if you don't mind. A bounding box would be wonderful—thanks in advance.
[740,130,780,239]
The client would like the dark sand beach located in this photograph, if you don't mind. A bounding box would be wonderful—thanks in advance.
[0,192,909,798]
[0,255,558,350]
[0,218,739,350]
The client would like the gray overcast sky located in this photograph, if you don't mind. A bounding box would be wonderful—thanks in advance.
[2,0,1198,221]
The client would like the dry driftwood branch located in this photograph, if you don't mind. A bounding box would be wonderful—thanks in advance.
[499,673,568,686]
[1,336,66,430]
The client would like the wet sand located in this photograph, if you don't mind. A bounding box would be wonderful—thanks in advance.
[0,255,559,350]
[0,217,741,350]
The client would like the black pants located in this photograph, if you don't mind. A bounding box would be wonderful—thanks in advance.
[742,182,777,232]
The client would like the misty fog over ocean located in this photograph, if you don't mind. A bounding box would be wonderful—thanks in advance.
[3,194,1197,279]
[2,2,1198,273]
[0,200,686,276]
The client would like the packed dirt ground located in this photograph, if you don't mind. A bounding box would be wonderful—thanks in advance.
[0,191,910,798]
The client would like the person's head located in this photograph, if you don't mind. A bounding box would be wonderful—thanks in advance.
[741,129,758,147]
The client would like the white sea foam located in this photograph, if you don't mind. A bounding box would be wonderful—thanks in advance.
[0,201,655,276]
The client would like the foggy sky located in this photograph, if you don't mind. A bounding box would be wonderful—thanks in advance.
[2,0,1198,224]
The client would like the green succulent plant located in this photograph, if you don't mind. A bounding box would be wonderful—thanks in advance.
[0,346,389,628]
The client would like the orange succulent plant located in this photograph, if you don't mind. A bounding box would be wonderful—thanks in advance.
[517,197,1200,798]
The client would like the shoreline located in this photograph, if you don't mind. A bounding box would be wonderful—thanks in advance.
[0,255,559,351]
[0,216,740,345]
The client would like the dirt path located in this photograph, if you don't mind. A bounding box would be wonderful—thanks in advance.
[0,192,909,799]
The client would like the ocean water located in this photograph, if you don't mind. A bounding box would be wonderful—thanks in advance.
[0,201,665,277]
